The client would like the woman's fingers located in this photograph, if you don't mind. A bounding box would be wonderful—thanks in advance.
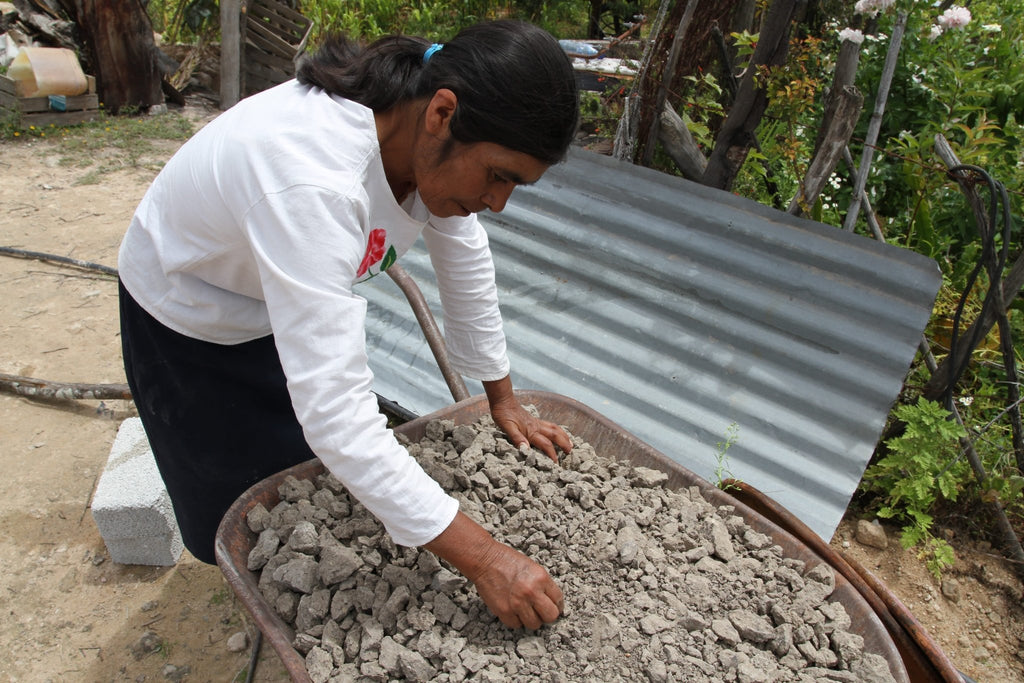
[473,542,564,630]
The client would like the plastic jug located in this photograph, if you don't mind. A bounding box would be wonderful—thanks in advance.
[8,47,88,98]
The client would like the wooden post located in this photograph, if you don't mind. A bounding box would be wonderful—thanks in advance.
[841,12,906,232]
[220,0,242,109]
[787,85,863,215]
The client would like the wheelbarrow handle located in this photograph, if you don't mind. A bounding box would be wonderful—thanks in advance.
[386,263,471,403]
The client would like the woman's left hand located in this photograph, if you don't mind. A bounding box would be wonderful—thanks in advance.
[483,376,573,462]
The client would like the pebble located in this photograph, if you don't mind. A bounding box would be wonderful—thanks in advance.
[161,663,190,681]
[129,630,162,660]
[941,578,961,602]
[226,631,248,652]
[855,519,889,549]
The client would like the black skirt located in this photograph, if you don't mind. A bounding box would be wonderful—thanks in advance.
[118,280,315,564]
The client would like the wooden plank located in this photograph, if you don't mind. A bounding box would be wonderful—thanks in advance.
[247,6,306,41]
[245,45,295,70]
[0,92,100,114]
[249,6,307,38]
[243,59,292,86]
[1,108,100,128]
[245,42,296,72]
[240,0,313,95]
[249,0,311,35]
[246,31,295,62]
[247,16,297,55]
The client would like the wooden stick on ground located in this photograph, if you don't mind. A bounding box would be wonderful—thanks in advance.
[0,372,131,401]
[0,246,118,277]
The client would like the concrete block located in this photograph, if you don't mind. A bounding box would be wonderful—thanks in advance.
[91,417,183,566]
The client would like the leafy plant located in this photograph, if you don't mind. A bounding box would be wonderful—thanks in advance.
[864,398,968,577]
[148,0,218,44]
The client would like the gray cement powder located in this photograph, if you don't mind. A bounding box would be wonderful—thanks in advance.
[247,413,898,683]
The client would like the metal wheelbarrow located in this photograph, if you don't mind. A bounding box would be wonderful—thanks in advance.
[215,265,966,682]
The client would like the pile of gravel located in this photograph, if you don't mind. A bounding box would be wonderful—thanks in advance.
[246,413,899,683]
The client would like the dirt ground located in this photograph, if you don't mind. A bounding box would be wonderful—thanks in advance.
[0,103,1022,682]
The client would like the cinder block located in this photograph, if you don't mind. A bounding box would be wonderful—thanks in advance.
[91,418,183,566]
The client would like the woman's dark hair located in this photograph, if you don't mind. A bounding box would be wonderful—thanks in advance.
[296,20,580,165]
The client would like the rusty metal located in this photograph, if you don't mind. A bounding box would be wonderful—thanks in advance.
[216,391,911,683]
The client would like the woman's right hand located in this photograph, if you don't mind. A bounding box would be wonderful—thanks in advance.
[424,511,563,629]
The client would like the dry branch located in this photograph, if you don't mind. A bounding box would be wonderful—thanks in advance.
[657,102,706,181]
[842,12,906,232]
[0,246,118,277]
[0,372,131,401]
[789,34,865,216]
[789,85,863,215]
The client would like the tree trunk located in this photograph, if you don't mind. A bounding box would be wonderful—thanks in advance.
[701,0,799,190]
[628,0,742,167]
[68,0,163,113]
[640,0,699,167]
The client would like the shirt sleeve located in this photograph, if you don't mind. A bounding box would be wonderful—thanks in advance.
[422,215,510,381]
[243,185,459,546]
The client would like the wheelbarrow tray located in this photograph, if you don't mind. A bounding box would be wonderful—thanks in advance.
[216,390,913,683]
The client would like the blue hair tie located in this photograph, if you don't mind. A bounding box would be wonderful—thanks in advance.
[423,43,444,64]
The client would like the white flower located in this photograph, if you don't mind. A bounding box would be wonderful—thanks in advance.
[928,24,944,41]
[958,396,974,407]
[938,6,971,29]
[982,24,1002,33]
[854,0,894,15]
[838,27,865,44]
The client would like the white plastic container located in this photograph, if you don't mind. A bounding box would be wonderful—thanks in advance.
[8,47,88,98]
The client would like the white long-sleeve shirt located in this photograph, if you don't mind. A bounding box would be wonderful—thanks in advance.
[118,80,511,546]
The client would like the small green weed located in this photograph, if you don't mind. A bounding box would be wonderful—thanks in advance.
[209,587,231,606]
[714,422,741,490]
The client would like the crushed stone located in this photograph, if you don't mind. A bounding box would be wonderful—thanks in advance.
[249,413,898,682]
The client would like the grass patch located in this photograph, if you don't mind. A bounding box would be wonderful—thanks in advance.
[208,587,231,606]
[1,109,195,179]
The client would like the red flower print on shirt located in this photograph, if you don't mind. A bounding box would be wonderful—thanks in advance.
[357,229,387,277]
[355,228,397,280]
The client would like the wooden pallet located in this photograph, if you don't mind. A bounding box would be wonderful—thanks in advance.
[0,74,100,128]
[244,0,313,95]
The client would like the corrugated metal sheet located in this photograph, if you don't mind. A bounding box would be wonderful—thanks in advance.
[360,147,941,542]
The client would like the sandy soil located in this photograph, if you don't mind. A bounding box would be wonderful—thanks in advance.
[0,104,1021,682]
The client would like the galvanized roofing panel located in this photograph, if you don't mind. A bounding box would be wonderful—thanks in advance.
[361,148,941,542]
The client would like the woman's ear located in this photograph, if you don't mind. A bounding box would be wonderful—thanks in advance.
[424,88,458,137]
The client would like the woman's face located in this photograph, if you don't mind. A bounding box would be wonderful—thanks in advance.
[415,139,550,218]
